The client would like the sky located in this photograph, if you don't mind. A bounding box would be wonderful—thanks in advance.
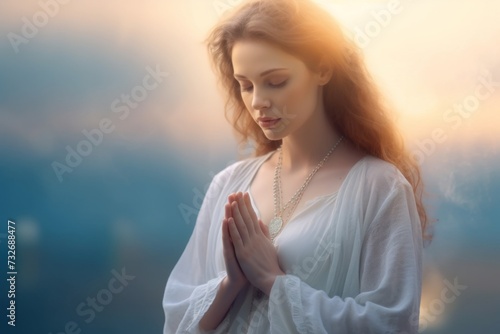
[0,0,499,333]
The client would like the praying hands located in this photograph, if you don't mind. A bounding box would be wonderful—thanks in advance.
[222,191,286,296]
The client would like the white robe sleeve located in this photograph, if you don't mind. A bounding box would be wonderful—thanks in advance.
[162,166,235,334]
[268,174,423,334]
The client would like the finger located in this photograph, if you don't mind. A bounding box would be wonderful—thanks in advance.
[237,192,256,235]
[222,218,232,246]
[224,202,232,220]
[222,218,238,259]
[231,200,249,245]
[227,193,237,204]
[243,192,259,223]
[228,217,243,249]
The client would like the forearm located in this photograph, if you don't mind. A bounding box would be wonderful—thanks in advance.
[198,276,245,332]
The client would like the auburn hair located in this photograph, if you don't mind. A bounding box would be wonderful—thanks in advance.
[204,0,431,241]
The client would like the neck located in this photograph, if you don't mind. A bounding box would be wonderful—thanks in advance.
[279,106,342,173]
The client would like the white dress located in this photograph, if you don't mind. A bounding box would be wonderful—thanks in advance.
[162,150,423,334]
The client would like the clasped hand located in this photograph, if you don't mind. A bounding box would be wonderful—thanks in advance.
[221,191,285,296]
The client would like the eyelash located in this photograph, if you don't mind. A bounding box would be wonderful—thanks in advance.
[240,80,288,92]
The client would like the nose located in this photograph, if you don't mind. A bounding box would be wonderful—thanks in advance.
[251,87,270,111]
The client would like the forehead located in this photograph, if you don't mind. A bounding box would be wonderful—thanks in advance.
[231,39,303,77]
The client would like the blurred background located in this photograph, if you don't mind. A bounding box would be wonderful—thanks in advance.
[0,0,499,333]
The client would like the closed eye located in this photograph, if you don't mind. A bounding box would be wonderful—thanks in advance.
[269,80,287,88]
[239,80,288,92]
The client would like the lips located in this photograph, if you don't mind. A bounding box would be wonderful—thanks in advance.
[257,117,281,128]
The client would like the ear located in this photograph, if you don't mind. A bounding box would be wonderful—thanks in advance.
[316,59,333,86]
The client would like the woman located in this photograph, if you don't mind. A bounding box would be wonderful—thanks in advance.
[163,0,429,333]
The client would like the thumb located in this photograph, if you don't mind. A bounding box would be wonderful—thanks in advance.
[259,219,270,239]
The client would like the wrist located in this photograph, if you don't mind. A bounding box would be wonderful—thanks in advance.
[223,276,248,292]
[261,271,286,296]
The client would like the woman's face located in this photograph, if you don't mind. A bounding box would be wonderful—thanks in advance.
[231,39,327,141]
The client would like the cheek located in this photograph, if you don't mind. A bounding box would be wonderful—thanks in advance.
[284,79,317,116]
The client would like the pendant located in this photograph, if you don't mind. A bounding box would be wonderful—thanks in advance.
[269,217,283,239]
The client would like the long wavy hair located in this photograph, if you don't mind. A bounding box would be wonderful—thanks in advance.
[204,0,431,241]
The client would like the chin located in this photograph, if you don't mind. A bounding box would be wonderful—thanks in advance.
[263,121,293,138]
[262,130,287,142]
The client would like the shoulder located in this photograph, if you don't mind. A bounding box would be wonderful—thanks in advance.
[340,155,415,217]
[353,155,411,193]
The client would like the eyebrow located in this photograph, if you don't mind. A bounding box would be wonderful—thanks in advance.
[233,68,288,79]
